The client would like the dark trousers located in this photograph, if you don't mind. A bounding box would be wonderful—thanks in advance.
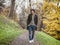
[28,25,37,40]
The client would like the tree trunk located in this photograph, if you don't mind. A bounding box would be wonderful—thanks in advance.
[9,0,15,19]
[0,0,4,13]
[29,0,31,10]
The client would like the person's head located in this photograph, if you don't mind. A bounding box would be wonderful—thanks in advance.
[30,9,35,15]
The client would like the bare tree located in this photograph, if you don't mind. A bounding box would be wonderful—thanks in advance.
[0,0,5,13]
[9,0,15,19]
[29,0,31,9]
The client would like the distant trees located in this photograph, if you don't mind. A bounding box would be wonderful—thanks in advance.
[9,0,15,19]
[19,0,26,28]
[0,0,5,13]
[45,0,60,6]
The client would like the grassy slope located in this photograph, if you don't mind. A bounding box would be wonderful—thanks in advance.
[0,16,25,45]
[36,32,60,45]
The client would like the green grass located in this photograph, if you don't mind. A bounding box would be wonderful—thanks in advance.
[0,15,25,45]
[36,32,60,45]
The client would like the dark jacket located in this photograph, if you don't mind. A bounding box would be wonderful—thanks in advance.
[27,14,38,29]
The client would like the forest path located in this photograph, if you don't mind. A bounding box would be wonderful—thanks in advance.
[10,31,43,45]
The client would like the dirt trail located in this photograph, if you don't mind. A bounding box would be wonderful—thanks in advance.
[10,31,43,45]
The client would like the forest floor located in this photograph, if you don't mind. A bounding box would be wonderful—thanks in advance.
[10,31,43,45]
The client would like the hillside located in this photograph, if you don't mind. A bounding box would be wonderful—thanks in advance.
[0,15,25,45]
[36,32,60,45]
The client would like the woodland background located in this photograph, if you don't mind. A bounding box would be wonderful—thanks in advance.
[0,0,60,42]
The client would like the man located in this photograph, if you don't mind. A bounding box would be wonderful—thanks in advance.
[27,9,38,43]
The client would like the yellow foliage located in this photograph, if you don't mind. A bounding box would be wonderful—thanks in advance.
[42,2,60,39]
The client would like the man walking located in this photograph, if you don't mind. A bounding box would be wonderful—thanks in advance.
[27,9,38,43]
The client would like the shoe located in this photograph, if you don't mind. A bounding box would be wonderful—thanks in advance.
[31,39,34,42]
[29,40,32,43]
[29,39,34,43]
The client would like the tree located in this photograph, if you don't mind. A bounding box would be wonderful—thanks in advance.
[9,0,15,19]
[0,0,5,13]
[19,0,26,28]
[29,0,31,9]
[42,2,60,39]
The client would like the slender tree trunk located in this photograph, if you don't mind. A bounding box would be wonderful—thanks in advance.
[29,0,31,10]
[19,0,26,29]
[9,0,15,19]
